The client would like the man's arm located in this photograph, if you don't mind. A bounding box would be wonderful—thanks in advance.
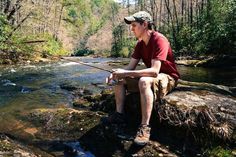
[124,58,140,70]
[113,59,161,79]
[106,58,139,84]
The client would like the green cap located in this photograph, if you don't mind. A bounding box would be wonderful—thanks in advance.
[124,11,152,24]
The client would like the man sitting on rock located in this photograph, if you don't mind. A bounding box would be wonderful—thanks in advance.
[103,11,180,146]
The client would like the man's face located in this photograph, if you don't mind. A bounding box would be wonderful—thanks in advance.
[130,21,146,38]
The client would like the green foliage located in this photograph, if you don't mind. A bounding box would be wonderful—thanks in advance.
[1,0,118,64]
[206,146,234,157]
[0,14,11,48]
[40,34,68,56]
[64,0,119,52]
[162,0,236,57]
[198,0,235,55]
[73,48,94,56]
[68,8,78,20]
[0,14,35,63]
[111,0,235,58]
[111,24,136,57]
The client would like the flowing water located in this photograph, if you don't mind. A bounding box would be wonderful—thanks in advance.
[0,57,235,156]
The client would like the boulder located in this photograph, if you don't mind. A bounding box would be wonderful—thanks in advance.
[125,81,236,143]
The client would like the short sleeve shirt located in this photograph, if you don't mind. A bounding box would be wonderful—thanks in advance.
[131,31,180,80]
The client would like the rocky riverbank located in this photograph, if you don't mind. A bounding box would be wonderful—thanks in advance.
[0,79,235,156]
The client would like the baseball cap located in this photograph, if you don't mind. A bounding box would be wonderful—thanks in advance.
[124,11,153,24]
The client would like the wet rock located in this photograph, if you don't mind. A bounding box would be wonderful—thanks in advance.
[175,60,200,66]
[26,108,101,140]
[2,59,12,64]
[60,83,78,91]
[0,134,41,157]
[83,94,101,102]
[93,88,115,112]
[73,98,91,108]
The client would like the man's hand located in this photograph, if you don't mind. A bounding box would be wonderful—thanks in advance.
[105,68,127,84]
[112,68,127,80]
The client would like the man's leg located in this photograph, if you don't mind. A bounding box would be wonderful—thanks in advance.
[101,81,126,125]
[133,77,154,146]
[138,77,154,125]
[114,81,126,113]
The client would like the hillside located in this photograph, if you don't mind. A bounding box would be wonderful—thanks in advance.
[86,8,129,54]
[0,0,120,63]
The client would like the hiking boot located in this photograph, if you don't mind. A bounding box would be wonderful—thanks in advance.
[134,125,151,146]
[101,112,125,125]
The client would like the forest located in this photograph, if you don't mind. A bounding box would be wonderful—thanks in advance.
[0,0,235,63]
[112,0,235,58]
[0,0,119,63]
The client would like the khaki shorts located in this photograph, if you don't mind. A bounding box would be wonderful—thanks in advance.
[125,73,177,101]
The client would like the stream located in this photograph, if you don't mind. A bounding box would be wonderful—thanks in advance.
[0,57,235,156]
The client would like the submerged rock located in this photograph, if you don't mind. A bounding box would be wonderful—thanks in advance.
[26,108,102,140]
[0,134,43,157]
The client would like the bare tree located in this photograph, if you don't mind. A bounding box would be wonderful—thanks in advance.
[159,0,163,29]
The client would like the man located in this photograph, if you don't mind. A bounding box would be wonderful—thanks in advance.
[104,11,180,146]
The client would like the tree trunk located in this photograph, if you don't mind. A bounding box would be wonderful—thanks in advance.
[181,0,184,26]
[159,0,162,29]
[164,0,177,50]
[190,0,193,27]
[172,0,179,32]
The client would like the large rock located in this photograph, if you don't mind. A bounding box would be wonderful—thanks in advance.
[158,85,236,141]
[125,82,236,143]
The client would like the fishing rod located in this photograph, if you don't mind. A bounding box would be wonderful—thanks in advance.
[61,57,123,85]
[61,57,113,73]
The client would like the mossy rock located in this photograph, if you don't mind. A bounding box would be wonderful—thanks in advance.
[73,98,91,108]
[0,134,40,157]
[25,108,102,140]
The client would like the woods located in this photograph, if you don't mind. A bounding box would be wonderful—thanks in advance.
[0,0,118,63]
[0,0,235,63]
[112,0,235,57]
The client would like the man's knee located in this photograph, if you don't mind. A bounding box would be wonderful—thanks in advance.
[138,77,152,91]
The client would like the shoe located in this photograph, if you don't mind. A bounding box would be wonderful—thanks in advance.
[134,125,151,146]
[101,112,125,125]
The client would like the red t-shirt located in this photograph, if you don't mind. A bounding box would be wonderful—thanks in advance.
[131,31,180,80]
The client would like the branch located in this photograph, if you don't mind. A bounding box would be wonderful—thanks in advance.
[178,79,235,96]
[7,12,33,39]
[4,40,46,44]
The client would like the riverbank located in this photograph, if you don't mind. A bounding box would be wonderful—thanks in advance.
[0,83,235,156]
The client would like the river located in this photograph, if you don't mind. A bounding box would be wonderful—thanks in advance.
[0,56,235,117]
[0,57,235,156]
